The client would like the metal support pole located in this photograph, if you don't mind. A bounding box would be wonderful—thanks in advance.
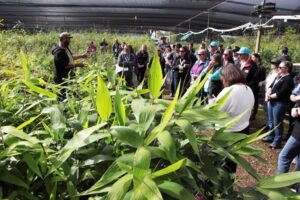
[255,0,266,53]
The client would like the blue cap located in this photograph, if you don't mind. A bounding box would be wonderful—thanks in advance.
[237,47,250,54]
[210,41,219,47]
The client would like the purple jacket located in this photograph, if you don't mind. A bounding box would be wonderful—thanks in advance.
[190,59,209,77]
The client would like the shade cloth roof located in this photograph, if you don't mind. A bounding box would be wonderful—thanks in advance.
[0,0,299,32]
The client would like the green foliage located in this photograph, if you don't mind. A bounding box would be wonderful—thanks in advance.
[0,30,299,199]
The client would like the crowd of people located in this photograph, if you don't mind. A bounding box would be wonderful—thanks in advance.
[52,32,299,190]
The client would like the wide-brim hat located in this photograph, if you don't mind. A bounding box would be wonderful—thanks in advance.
[59,32,73,38]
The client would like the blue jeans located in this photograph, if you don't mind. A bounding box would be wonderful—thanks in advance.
[266,101,287,145]
[277,136,300,174]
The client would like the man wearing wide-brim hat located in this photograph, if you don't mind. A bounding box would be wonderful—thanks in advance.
[51,32,89,100]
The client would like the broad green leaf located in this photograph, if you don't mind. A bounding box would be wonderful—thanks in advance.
[107,174,132,200]
[157,131,176,163]
[17,114,41,130]
[151,159,185,178]
[148,50,163,100]
[111,126,144,148]
[258,171,300,189]
[234,127,274,151]
[132,175,163,200]
[42,105,66,140]
[158,181,195,200]
[114,89,126,126]
[234,146,264,155]
[212,131,247,146]
[54,123,107,169]
[50,181,57,200]
[136,106,157,135]
[81,155,114,167]
[24,153,42,178]
[82,162,126,195]
[20,50,30,81]
[256,187,300,200]
[96,73,112,121]
[211,143,260,180]
[145,81,180,145]
[23,81,57,99]
[67,181,79,200]
[207,87,233,110]
[179,72,209,114]
[1,126,40,144]
[133,147,151,187]
[175,119,200,158]
[0,171,29,189]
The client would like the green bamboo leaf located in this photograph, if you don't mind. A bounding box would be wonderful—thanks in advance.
[132,175,163,200]
[17,114,41,130]
[114,89,126,126]
[23,80,57,99]
[157,131,176,163]
[24,153,42,178]
[233,127,274,151]
[133,147,151,187]
[145,81,180,145]
[67,181,79,200]
[107,174,132,200]
[1,126,40,144]
[50,181,57,200]
[256,187,300,200]
[96,73,112,121]
[0,171,29,189]
[82,162,126,195]
[212,131,247,146]
[148,50,163,100]
[175,119,200,158]
[206,87,233,110]
[158,181,195,200]
[111,126,144,148]
[151,159,185,178]
[258,171,300,189]
[178,72,209,114]
[81,155,114,167]
[54,123,107,169]
[20,50,30,81]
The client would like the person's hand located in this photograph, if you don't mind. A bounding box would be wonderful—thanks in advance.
[77,62,86,68]
[266,88,272,96]
[290,94,297,102]
[208,95,216,104]
[291,108,299,118]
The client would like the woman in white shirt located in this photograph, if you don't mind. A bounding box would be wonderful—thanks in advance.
[212,64,254,133]
[209,63,254,175]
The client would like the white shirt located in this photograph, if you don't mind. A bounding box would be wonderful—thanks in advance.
[216,84,254,132]
[265,71,278,90]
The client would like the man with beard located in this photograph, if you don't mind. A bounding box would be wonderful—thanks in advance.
[52,32,88,100]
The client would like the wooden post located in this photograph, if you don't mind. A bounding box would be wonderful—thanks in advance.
[255,0,266,53]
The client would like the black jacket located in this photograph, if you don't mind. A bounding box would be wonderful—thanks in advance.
[269,74,293,103]
[52,46,72,84]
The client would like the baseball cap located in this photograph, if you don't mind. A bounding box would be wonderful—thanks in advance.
[210,41,219,47]
[237,47,250,55]
[59,32,73,38]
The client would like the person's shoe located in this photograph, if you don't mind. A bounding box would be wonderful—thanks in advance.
[269,143,281,149]
[262,137,273,143]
